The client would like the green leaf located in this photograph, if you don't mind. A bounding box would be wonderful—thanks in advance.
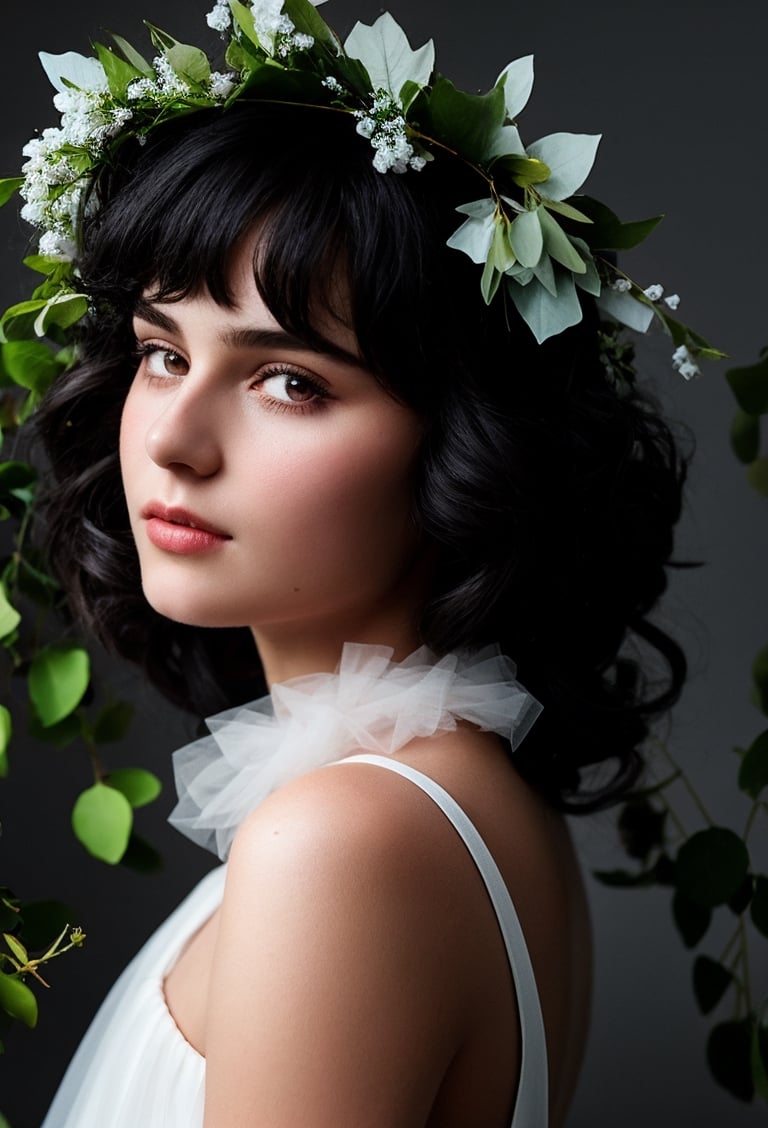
[108,768,162,809]
[0,972,37,1027]
[110,33,154,76]
[72,783,133,864]
[28,644,90,728]
[509,209,543,268]
[33,293,88,337]
[526,132,601,201]
[672,890,711,948]
[707,1019,754,1102]
[27,709,83,749]
[576,195,664,251]
[754,646,768,716]
[495,153,550,187]
[747,457,768,497]
[676,827,750,908]
[0,179,24,208]
[3,934,27,966]
[480,258,502,306]
[538,209,586,273]
[166,43,211,86]
[618,799,667,861]
[739,730,768,799]
[344,12,434,103]
[1,299,48,341]
[283,0,340,51]
[93,42,143,98]
[727,354,768,416]
[92,701,134,744]
[120,833,164,875]
[751,876,768,938]
[0,705,9,778]
[542,197,594,224]
[424,76,506,166]
[693,955,734,1014]
[2,340,61,395]
[229,1,262,51]
[0,588,20,640]
[731,409,761,464]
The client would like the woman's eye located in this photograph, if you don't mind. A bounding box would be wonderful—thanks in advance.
[259,370,325,405]
[140,346,189,378]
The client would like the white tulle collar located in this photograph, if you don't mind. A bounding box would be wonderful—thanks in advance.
[169,642,542,861]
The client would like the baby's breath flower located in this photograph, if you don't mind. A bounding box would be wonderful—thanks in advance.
[610,278,632,293]
[643,283,664,302]
[322,76,343,94]
[153,55,190,95]
[210,71,237,99]
[206,0,232,33]
[664,293,680,311]
[127,77,159,101]
[672,344,700,381]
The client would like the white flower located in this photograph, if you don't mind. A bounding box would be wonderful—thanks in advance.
[664,293,680,311]
[322,76,343,93]
[610,278,632,293]
[643,283,664,302]
[210,71,237,99]
[355,116,375,139]
[38,230,75,259]
[671,344,700,381]
[127,77,158,100]
[293,33,314,50]
[206,0,232,33]
[153,55,190,95]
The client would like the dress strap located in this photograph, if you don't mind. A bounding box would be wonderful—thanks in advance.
[330,753,549,1128]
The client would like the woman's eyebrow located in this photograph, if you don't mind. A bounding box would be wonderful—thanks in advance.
[133,299,361,369]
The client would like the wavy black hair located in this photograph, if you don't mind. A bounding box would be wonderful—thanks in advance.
[36,103,689,811]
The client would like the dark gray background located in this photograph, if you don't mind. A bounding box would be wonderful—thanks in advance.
[1,2,766,1125]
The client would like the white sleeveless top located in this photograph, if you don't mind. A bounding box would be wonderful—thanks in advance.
[42,644,548,1127]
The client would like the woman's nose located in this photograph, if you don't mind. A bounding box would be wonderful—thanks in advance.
[144,379,223,478]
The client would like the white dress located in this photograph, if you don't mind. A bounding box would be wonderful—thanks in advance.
[42,644,548,1127]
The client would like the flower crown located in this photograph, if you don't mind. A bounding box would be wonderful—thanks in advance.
[0,0,722,385]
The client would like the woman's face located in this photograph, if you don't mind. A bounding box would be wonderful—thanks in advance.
[119,243,426,668]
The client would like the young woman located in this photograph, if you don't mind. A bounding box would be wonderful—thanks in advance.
[6,3,696,1124]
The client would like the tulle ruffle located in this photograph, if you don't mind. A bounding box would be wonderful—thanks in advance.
[169,643,541,860]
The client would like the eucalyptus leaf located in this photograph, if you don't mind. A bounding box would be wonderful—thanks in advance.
[110,33,154,76]
[496,55,534,120]
[726,354,768,416]
[446,200,496,265]
[731,409,761,464]
[39,51,108,94]
[541,198,593,224]
[424,77,506,166]
[746,457,768,498]
[672,890,711,948]
[738,730,768,799]
[485,125,526,162]
[0,588,20,641]
[496,153,551,188]
[488,219,516,273]
[595,287,654,334]
[0,705,9,778]
[345,12,433,103]
[72,783,133,864]
[754,646,768,716]
[526,132,601,201]
[531,253,557,297]
[0,179,23,209]
[507,271,583,345]
[693,955,734,1014]
[538,209,586,273]
[509,209,543,269]
[109,768,162,809]
[480,259,502,306]
[676,827,750,908]
[0,971,37,1027]
[751,876,768,938]
[570,238,601,297]
[707,1020,754,1102]
[28,644,90,728]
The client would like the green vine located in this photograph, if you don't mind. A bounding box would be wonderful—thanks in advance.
[597,351,768,1104]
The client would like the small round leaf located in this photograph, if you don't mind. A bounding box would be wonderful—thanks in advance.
[28,644,90,728]
[693,955,733,1014]
[747,457,768,498]
[707,1019,754,1102]
[731,409,761,464]
[753,1004,768,1101]
[0,704,10,778]
[108,768,162,810]
[0,971,37,1027]
[92,701,134,744]
[672,890,711,949]
[0,586,20,641]
[676,828,750,908]
[72,783,132,865]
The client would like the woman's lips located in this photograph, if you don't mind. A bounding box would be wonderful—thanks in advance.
[141,504,231,555]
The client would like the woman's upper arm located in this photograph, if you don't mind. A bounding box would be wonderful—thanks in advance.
[202,764,465,1127]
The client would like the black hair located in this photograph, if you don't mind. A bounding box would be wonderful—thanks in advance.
[36,102,689,811]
